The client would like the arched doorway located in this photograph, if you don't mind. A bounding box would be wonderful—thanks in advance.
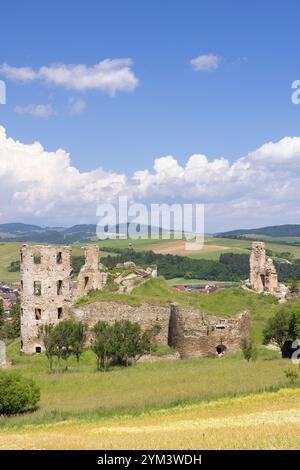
[216,344,227,355]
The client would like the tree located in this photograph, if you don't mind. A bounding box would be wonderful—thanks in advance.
[53,319,75,370]
[292,305,300,339]
[4,302,20,339]
[38,323,56,371]
[91,320,161,370]
[91,321,112,371]
[289,279,299,294]
[71,321,87,368]
[263,308,295,355]
[240,337,257,362]
[109,320,161,366]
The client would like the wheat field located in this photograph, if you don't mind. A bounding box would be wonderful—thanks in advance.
[0,388,299,450]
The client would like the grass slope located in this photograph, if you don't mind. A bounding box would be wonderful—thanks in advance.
[1,341,293,432]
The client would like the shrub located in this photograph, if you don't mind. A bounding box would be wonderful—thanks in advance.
[0,372,40,415]
[284,367,298,385]
[240,337,258,362]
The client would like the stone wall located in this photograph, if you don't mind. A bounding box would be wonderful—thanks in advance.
[20,244,107,354]
[170,305,250,358]
[20,244,251,357]
[75,246,107,300]
[20,245,73,354]
[69,301,250,359]
[69,301,170,345]
[250,241,278,293]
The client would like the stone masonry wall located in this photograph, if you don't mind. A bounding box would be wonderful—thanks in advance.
[69,302,170,346]
[20,244,251,357]
[250,241,278,294]
[20,245,73,354]
[69,301,250,358]
[170,305,250,358]
[74,246,107,300]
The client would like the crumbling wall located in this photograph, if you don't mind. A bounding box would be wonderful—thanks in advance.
[20,244,251,358]
[69,301,250,358]
[75,245,107,299]
[170,305,250,358]
[20,244,73,354]
[69,301,170,345]
[250,241,278,293]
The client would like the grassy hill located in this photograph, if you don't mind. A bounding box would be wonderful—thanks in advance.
[217,224,300,238]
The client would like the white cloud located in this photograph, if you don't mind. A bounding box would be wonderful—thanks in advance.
[69,98,86,115]
[0,59,139,96]
[0,64,36,82]
[190,54,220,71]
[0,126,300,231]
[14,104,55,118]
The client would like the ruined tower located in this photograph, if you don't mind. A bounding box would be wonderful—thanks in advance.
[75,245,107,298]
[249,241,278,294]
[20,245,73,354]
[20,244,109,353]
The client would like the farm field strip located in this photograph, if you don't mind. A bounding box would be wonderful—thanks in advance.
[0,388,299,450]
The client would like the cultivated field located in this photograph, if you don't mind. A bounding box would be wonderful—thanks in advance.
[0,342,299,450]
[1,235,300,283]
[1,388,299,450]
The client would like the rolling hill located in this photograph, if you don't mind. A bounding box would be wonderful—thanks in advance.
[217,224,300,238]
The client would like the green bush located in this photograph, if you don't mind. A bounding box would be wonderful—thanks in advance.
[0,372,40,415]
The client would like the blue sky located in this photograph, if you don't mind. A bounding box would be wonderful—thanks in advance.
[0,0,300,230]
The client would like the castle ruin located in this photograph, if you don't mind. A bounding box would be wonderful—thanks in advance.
[20,244,250,357]
[249,241,278,293]
[20,244,107,354]
[248,241,288,301]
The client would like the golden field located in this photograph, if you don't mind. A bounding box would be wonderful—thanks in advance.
[0,388,299,450]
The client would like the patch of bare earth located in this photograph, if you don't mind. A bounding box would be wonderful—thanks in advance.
[147,240,230,256]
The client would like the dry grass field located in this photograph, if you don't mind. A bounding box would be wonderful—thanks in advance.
[0,388,299,449]
[147,240,231,256]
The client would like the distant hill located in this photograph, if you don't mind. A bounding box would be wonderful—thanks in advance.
[0,222,161,243]
[0,223,43,232]
[217,224,300,238]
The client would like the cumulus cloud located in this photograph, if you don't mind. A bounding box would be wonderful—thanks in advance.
[68,98,86,115]
[0,59,139,96]
[190,54,220,71]
[14,104,55,118]
[0,64,36,82]
[0,126,300,231]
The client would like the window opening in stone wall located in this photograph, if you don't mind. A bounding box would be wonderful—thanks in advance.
[35,308,41,320]
[57,280,63,295]
[34,254,41,264]
[34,281,41,296]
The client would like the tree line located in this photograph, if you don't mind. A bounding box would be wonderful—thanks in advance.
[101,248,250,281]
[8,247,300,282]
[38,319,161,372]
